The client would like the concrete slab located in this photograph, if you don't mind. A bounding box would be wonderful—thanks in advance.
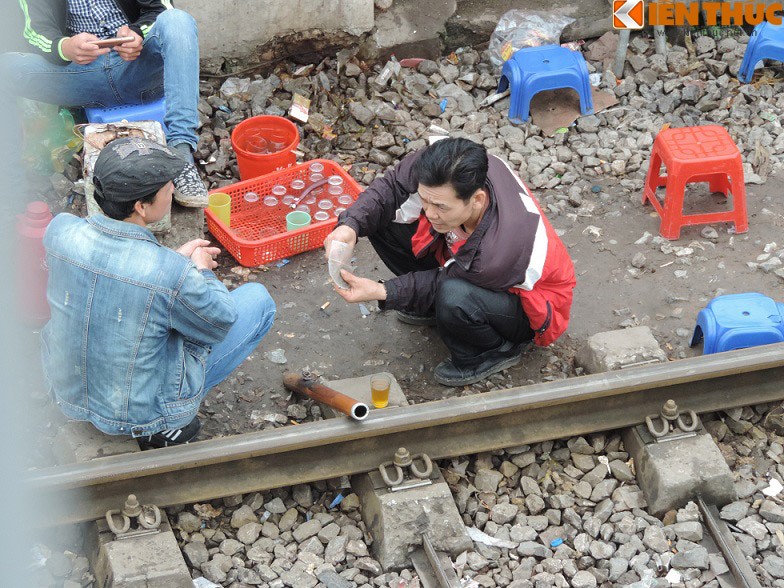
[53,421,141,465]
[575,326,668,374]
[353,468,473,570]
[444,0,612,51]
[178,0,374,60]
[623,427,737,517]
[326,372,470,570]
[324,372,409,417]
[368,0,457,60]
[161,0,619,63]
[87,513,192,588]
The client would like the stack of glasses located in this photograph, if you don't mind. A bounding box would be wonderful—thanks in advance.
[241,161,355,223]
[243,130,288,155]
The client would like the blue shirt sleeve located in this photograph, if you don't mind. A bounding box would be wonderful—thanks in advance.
[170,266,237,345]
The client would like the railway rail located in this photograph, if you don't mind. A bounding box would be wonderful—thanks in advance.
[27,343,784,528]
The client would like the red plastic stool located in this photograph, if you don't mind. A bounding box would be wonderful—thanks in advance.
[642,125,748,240]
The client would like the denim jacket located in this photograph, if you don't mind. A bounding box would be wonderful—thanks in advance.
[42,213,237,436]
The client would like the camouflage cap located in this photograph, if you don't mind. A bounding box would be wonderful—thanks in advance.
[93,137,191,202]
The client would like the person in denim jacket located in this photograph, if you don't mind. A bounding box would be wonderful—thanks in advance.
[42,137,276,448]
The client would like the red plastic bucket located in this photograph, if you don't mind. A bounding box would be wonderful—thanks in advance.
[231,115,299,180]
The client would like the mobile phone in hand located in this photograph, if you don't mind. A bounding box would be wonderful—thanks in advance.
[93,36,135,48]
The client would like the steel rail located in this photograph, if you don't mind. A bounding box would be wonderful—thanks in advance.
[27,344,784,527]
[698,496,762,588]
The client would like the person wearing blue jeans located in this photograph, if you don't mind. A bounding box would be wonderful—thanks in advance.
[1,1,200,194]
[42,138,276,448]
[203,285,276,392]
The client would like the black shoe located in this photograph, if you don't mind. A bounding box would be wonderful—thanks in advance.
[396,310,437,326]
[434,342,526,386]
[138,417,202,449]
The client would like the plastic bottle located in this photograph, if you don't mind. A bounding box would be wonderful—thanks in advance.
[21,100,80,174]
[15,201,53,326]
[375,55,400,87]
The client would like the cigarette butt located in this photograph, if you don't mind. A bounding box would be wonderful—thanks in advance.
[321,301,331,310]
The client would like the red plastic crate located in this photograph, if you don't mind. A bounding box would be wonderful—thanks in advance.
[205,160,362,267]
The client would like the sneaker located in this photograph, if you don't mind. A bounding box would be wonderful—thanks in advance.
[138,417,202,449]
[170,143,209,208]
[434,341,527,386]
[395,310,437,326]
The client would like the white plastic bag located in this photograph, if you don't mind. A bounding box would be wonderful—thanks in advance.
[488,10,576,67]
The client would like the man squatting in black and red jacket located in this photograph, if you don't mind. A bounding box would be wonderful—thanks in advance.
[324,138,577,387]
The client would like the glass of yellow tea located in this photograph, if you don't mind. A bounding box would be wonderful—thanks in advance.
[370,374,391,409]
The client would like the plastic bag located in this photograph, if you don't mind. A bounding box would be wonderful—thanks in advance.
[219,76,250,98]
[20,99,81,174]
[193,578,222,588]
[488,10,576,67]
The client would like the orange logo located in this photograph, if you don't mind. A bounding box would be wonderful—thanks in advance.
[613,0,645,29]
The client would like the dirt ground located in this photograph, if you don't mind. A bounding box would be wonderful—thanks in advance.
[197,168,784,440]
[24,164,784,459]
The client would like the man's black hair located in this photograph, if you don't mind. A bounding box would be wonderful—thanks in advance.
[94,191,157,221]
[413,138,489,201]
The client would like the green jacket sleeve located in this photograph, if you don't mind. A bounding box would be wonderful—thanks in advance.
[18,0,70,64]
[130,0,170,38]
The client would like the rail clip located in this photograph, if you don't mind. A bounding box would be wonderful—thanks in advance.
[645,399,700,439]
[379,447,433,488]
[106,494,162,540]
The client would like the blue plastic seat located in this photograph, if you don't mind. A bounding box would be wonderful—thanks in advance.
[690,292,784,354]
[738,21,784,83]
[85,97,167,130]
[497,45,593,124]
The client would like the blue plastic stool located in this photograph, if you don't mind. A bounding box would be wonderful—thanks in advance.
[497,45,593,124]
[690,292,784,354]
[738,21,784,83]
[85,97,167,130]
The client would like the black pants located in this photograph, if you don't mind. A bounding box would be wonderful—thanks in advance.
[369,222,535,367]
